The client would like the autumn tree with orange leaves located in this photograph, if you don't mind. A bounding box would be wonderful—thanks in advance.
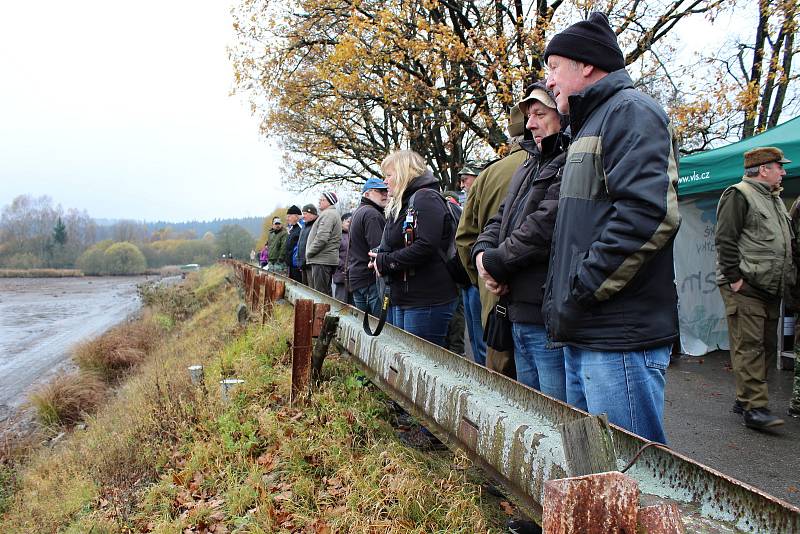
[230,0,784,190]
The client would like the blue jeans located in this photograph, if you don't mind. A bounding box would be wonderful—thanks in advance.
[511,323,566,402]
[462,286,487,366]
[391,300,457,348]
[564,345,670,444]
[353,284,381,317]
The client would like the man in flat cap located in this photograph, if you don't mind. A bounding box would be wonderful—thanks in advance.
[716,146,792,430]
[542,12,681,443]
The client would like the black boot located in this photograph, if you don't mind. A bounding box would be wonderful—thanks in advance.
[743,407,784,430]
[507,518,542,534]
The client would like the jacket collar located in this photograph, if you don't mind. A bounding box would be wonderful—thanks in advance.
[743,177,780,197]
[359,196,385,211]
[567,69,633,134]
[403,169,438,201]
[520,131,568,160]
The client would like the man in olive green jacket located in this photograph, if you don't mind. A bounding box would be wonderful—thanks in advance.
[716,146,793,431]
[267,217,288,272]
[455,106,527,378]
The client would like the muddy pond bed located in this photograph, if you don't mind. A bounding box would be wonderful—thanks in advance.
[0,276,147,416]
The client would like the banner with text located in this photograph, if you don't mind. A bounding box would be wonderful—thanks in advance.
[674,197,729,356]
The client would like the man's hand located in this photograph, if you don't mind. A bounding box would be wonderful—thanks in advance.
[476,251,506,294]
[730,279,743,292]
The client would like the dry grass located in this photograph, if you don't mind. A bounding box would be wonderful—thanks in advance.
[74,319,161,382]
[28,372,107,427]
[0,265,508,533]
[0,268,83,278]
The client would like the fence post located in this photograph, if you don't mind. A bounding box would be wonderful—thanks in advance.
[291,299,314,406]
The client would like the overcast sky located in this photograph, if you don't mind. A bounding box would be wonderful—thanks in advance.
[0,0,297,222]
[0,2,746,223]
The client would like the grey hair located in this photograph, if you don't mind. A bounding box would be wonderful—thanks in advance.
[744,166,760,177]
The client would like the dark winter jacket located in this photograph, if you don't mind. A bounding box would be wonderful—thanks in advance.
[284,223,302,267]
[472,134,567,324]
[375,170,458,307]
[347,196,387,291]
[297,218,316,269]
[332,230,350,284]
[543,69,681,351]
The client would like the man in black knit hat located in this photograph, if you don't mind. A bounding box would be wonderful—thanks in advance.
[542,12,681,444]
[284,205,304,282]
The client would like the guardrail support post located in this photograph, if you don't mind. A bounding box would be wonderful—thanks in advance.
[291,299,314,406]
[312,314,339,384]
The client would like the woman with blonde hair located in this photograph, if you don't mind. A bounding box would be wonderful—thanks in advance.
[368,149,458,347]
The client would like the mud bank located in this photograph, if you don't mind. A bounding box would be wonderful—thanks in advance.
[0,276,147,415]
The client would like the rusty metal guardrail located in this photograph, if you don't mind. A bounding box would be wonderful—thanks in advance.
[226,261,800,533]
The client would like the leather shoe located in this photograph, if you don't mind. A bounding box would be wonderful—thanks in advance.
[732,399,744,415]
[743,407,784,430]
[788,406,800,418]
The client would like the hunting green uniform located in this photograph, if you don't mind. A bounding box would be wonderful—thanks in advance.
[267,227,288,271]
[716,179,794,411]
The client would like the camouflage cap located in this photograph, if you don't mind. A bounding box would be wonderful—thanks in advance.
[458,160,487,176]
[744,147,791,168]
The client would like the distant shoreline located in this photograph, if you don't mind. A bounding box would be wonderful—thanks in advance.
[0,268,84,278]
[0,266,183,278]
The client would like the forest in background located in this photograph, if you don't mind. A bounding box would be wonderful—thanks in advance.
[0,195,263,274]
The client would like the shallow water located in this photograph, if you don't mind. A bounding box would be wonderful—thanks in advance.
[0,276,145,416]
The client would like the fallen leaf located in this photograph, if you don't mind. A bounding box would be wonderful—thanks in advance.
[500,501,515,516]
[273,491,293,502]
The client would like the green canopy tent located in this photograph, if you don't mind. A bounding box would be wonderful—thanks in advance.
[674,116,800,356]
[678,115,800,197]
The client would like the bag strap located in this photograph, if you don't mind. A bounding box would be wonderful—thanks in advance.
[362,279,391,336]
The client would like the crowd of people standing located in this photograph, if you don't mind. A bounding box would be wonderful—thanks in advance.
[258,12,800,466]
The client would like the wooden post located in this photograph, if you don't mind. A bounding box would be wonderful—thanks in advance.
[261,276,272,326]
[291,299,314,406]
[559,414,616,477]
[312,314,339,384]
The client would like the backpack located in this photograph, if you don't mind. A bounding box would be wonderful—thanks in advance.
[408,190,471,287]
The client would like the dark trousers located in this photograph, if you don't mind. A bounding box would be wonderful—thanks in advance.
[310,264,335,296]
[719,284,779,411]
[289,266,302,282]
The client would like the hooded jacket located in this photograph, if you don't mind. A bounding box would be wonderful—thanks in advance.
[375,170,458,307]
[472,134,567,324]
[347,196,387,291]
[306,206,342,266]
[543,69,681,350]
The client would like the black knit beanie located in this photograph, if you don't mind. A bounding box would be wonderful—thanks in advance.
[544,12,624,73]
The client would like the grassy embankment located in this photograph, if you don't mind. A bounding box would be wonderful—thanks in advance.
[0,265,508,533]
